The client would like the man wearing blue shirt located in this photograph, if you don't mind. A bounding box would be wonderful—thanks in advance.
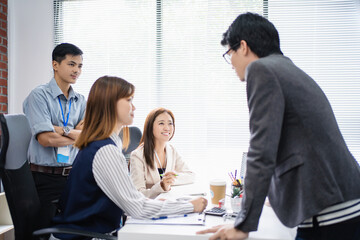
[23,43,86,229]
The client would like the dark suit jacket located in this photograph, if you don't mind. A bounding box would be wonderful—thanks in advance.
[234,54,360,232]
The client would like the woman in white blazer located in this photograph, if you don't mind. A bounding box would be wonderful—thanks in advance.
[130,108,195,199]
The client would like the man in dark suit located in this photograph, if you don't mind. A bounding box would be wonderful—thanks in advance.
[198,12,360,240]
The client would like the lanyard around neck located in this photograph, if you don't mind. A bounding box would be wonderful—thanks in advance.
[58,96,72,127]
[154,150,165,169]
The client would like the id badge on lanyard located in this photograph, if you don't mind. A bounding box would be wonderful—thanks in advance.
[57,145,70,163]
[57,97,72,164]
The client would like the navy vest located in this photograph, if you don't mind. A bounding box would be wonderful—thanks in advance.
[53,138,124,239]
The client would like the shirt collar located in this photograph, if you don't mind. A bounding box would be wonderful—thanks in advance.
[49,78,77,101]
[110,132,123,149]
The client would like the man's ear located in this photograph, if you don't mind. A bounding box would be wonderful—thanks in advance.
[241,40,259,60]
[52,60,59,71]
[240,40,250,55]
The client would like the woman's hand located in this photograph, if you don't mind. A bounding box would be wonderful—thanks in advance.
[160,172,177,191]
[190,197,208,212]
[163,171,177,178]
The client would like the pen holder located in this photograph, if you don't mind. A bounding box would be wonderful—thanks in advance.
[230,184,243,213]
[230,197,242,213]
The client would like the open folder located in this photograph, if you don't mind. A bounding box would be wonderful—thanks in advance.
[126,213,206,225]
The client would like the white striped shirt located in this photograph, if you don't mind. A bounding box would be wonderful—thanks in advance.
[299,198,360,228]
[92,133,194,219]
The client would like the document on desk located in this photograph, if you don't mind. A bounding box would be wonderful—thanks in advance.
[156,184,207,201]
[178,183,207,196]
[126,213,206,225]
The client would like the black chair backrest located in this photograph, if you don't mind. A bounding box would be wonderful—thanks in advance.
[120,126,142,166]
[121,126,142,156]
[0,114,117,240]
[119,126,142,169]
[0,113,41,240]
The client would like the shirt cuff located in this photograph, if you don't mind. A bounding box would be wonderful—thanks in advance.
[33,122,54,135]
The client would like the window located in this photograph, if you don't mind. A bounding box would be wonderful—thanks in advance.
[54,0,360,182]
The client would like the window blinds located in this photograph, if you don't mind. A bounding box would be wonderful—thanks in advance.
[54,0,360,181]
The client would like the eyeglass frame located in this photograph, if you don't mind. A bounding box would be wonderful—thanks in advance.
[222,42,240,64]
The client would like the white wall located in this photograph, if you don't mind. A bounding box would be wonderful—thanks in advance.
[8,0,54,114]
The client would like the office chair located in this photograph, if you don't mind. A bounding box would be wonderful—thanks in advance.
[0,114,116,240]
[120,126,142,167]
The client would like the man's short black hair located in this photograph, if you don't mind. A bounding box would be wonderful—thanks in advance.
[52,43,83,63]
[221,12,283,57]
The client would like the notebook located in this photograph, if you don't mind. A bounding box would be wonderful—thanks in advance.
[126,213,206,225]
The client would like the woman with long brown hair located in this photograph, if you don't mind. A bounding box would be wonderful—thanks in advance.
[51,76,207,239]
[130,108,195,199]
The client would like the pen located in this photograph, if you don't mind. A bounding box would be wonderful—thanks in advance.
[151,214,188,220]
[230,172,235,181]
[159,173,178,177]
[228,172,234,181]
[235,170,237,179]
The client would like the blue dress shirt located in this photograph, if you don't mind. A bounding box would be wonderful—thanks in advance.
[23,78,86,167]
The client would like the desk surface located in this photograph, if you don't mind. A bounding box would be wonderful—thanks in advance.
[118,184,296,240]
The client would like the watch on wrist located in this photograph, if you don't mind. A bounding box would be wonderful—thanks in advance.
[63,126,71,136]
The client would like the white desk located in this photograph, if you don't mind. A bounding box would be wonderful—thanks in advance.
[118,184,296,240]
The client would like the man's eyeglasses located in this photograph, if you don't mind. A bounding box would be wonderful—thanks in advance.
[222,42,240,64]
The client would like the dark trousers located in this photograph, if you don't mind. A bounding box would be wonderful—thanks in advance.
[32,172,68,229]
[296,215,360,240]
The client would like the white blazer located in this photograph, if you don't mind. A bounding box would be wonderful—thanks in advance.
[130,143,195,199]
